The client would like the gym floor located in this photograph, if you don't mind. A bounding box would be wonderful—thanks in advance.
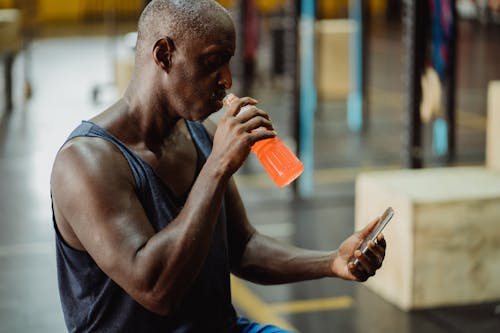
[0,16,499,333]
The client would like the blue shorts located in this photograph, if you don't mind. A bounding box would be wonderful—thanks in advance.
[236,317,295,333]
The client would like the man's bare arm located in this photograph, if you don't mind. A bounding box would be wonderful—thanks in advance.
[224,179,386,284]
[205,101,386,284]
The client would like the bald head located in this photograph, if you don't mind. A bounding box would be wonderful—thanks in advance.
[136,0,233,64]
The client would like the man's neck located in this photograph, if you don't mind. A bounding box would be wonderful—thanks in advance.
[129,111,180,160]
[122,78,181,156]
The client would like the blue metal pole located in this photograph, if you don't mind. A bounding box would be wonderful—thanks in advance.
[347,0,363,132]
[298,0,316,198]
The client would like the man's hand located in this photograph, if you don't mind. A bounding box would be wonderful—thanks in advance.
[330,218,387,282]
[210,97,276,174]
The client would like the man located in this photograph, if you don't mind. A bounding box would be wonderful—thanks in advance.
[50,1,386,332]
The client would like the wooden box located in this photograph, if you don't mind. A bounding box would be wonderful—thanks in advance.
[355,167,500,310]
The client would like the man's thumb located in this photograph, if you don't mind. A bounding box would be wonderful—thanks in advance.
[359,216,380,239]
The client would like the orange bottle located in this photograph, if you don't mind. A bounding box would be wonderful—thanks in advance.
[223,94,304,187]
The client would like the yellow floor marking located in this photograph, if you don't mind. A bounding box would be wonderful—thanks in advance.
[269,296,353,314]
[232,276,356,332]
[231,276,298,332]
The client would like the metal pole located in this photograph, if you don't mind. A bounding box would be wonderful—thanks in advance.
[402,0,427,168]
[361,0,370,132]
[4,53,14,113]
[231,0,245,97]
[445,0,457,163]
[284,0,300,197]
[298,0,316,197]
[347,0,365,132]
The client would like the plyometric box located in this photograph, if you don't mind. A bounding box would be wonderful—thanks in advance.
[355,167,500,310]
[315,19,355,100]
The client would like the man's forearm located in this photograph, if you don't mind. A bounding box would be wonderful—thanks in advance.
[234,232,337,285]
[133,156,231,313]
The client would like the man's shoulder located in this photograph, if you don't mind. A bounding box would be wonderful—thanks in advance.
[52,134,132,189]
[58,134,123,165]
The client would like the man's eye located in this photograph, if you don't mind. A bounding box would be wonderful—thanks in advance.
[205,55,228,71]
[205,56,222,69]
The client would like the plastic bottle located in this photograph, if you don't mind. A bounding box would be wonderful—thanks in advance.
[223,94,304,187]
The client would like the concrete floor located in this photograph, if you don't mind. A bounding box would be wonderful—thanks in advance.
[0,17,499,333]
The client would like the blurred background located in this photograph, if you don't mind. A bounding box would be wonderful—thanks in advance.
[0,0,499,332]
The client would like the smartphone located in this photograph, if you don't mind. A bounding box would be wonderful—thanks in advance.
[353,206,394,266]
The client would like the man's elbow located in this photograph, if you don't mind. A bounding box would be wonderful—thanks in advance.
[130,271,179,316]
[137,290,176,316]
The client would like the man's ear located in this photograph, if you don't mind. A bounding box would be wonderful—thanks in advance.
[153,37,175,72]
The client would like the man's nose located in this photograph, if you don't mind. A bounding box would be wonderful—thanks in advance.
[218,64,232,89]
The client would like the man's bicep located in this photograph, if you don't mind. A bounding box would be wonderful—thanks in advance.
[51,140,155,280]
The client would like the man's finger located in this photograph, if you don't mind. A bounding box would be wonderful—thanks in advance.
[226,97,258,116]
[348,261,367,281]
[364,246,382,268]
[367,240,385,264]
[359,216,380,239]
[242,116,274,133]
[237,107,271,124]
[376,234,386,249]
[352,250,373,275]
[349,261,372,282]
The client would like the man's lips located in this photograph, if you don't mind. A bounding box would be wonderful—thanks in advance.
[213,91,226,102]
[212,91,227,109]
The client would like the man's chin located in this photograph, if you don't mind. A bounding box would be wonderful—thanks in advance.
[192,116,207,123]
[187,99,222,122]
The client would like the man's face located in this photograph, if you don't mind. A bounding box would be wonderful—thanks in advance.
[166,21,235,122]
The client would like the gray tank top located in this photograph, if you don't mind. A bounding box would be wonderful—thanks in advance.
[53,120,238,332]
